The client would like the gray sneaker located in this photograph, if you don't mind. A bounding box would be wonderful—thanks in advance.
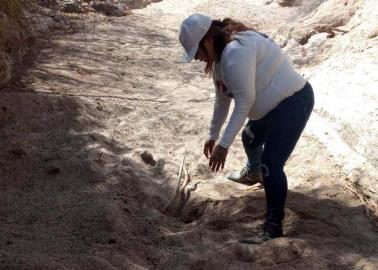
[226,167,263,185]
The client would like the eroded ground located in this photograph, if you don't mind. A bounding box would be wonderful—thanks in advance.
[1,0,377,269]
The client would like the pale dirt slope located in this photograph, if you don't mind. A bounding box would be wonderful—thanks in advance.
[0,0,377,269]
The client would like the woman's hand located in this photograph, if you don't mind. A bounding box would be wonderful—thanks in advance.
[209,144,228,172]
[204,139,216,159]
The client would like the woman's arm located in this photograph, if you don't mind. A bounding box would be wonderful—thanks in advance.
[208,75,232,140]
[218,46,256,148]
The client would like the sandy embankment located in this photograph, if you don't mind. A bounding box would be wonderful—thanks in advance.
[0,0,377,269]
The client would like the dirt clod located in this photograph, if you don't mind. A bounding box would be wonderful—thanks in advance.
[108,239,117,244]
[46,166,61,175]
[141,151,156,166]
[8,149,27,158]
[0,0,377,269]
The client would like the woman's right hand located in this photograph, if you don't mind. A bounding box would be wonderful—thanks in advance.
[204,139,216,159]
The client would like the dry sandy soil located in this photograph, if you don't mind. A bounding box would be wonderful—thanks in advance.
[0,0,377,269]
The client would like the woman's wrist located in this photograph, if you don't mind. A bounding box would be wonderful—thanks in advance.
[217,140,229,149]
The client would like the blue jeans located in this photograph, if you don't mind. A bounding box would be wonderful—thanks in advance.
[242,82,314,225]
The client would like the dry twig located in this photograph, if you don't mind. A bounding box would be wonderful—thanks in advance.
[163,155,193,216]
[345,182,378,226]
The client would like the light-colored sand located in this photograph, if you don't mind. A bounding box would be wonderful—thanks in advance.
[0,0,377,269]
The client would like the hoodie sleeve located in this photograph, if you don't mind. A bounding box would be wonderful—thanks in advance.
[218,45,256,149]
[208,74,231,140]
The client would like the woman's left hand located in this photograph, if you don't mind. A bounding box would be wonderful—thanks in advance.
[209,144,228,172]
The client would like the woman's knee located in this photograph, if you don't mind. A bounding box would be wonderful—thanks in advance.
[242,128,252,145]
[242,125,261,147]
[261,162,285,180]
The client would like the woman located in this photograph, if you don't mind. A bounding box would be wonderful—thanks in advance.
[179,14,314,244]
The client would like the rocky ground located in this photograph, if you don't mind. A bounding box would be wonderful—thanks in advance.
[0,0,377,269]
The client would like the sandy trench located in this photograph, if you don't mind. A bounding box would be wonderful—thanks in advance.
[0,0,378,269]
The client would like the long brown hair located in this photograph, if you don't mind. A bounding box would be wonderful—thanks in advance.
[200,18,255,74]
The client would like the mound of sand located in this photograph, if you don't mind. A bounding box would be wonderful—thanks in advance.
[0,0,377,269]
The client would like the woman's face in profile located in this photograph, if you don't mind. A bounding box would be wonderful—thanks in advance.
[194,37,215,63]
[194,46,207,62]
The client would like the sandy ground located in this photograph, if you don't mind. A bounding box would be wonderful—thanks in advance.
[0,0,377,269]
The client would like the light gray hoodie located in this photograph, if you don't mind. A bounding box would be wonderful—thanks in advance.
[209,31,306,148]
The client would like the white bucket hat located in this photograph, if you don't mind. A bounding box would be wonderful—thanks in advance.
[179,14,213,63]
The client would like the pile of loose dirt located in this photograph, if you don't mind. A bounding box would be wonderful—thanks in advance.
[0,0,163,88]
[0,0,74,87]
[0,0,31,86]
[1,0,377,269]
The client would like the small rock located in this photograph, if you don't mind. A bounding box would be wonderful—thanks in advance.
[108,238,117,244]
[368,29,378,39]
[46,166,61,175]
[62,0,83,13]
[276,0,296,7]
[92,1,131,17]
[141,151,156,166]
[9,148,27,158]
[96,103,103,111]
